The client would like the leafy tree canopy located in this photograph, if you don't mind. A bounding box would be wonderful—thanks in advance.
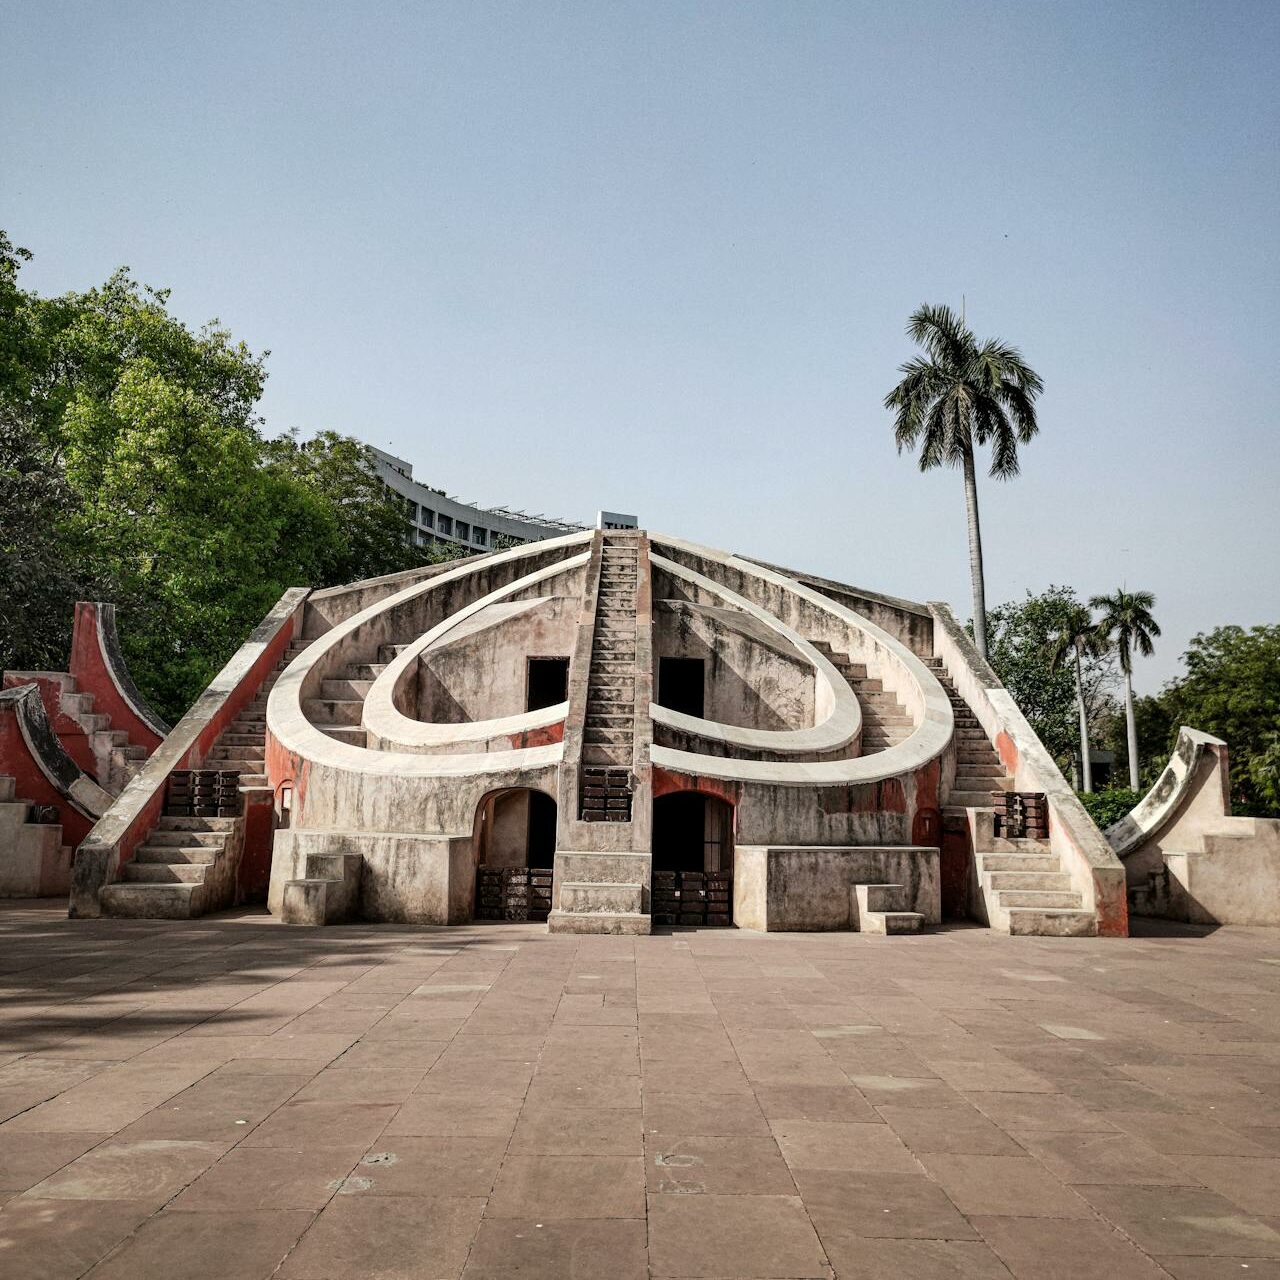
[985,585,1117,765]
[0,233,456,721]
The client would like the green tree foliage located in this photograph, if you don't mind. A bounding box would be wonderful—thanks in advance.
[885,303,1043,659]
[986,586,1116,766]
[0,233,458,721]
[1076,788,1143,829]
[1155,626,1280,815]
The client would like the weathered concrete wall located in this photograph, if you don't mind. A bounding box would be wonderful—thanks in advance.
[485,789,531,866]
[416,597,577,724]
[269,828,474,923]
[734,844,941,930]
[653,601,815,731]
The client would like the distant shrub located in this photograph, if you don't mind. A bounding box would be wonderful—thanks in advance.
[1077,788,1143,829]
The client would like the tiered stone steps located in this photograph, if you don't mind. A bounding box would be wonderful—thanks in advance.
[925,658,1096,937]
[2,672,148,794]
[301,642,401,748]
[582,539,638,769]
[924,658,1015,809]
[810,642,913,753]
[205,642,310,783]
[100,815,239,918]
[852,882,924,934]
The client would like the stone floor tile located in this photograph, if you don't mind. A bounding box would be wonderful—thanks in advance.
[352,1136,511,1197]
[326,1040,448,1072]
[792,1167,979,1241]
[84,1207,314,1279]
[0,1197,154,1280]
[972,1215,1171,1278]
[382,1093,522,1138]
[1106,1109,1275,1155]
[24,1139,224,1208]
[508,1106,643,1156]
[753,1084,879,1123]
[0,1130,110,1192]
[524,1071,641,1110]
[647,1193,830,1277]
[241,1100,397,1148]
[918,1154,1092,1218]
[817,1235,1013,1278]
[278,1194,485,1279]
[418,1057,536,1098]
[1170,1156,1280,1217]
[170,1143,364,1210]
[1153,1256,1280,1278]
[1015,1129,1201,1185]
[1074,1184,1280,1257]
[293,1067,426,1103]
[487,1153,645,1217]
[771,1118,918,1173]
[642,1091,771,1136]
[929,1058,1057,1094]
[842,1074,967,1106]
[461,1217,649,1279]
[877,1104,1025,1155]
[966,1091,1119,1133]
[645,1134,796,1194]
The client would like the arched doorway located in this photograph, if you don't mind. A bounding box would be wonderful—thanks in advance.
[474,788,557,921]
[651,791,734,926]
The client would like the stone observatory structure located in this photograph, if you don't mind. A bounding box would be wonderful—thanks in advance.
[70,529,1131,936]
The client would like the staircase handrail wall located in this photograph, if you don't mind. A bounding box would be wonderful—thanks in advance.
[70,587,311,918]
[928,601,1128,937]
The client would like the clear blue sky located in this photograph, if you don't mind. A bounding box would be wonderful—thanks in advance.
[4,1,1277,690]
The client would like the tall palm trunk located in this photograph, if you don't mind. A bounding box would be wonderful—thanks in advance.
[961,447,988,661]
[1074,645,1093,792]
[1124,668,1139,791]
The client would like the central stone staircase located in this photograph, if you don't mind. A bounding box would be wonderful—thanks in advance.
[810,642,913,754]
[100,815,240,918]
[204,641,309,782]
[551,532,649,935]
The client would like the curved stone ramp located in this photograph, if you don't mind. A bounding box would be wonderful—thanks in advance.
[1110,726,1280,924]
[647,535,952,785]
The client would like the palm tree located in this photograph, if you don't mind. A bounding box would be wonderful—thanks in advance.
[885,303,1043,660]
[1049,604,1108,792]
[1091,588,1160,790]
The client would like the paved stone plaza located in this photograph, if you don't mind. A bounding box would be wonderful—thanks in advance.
[1,903,1278,1279]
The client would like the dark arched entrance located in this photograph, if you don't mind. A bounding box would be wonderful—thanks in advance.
[651,791,734,926]
[473,788,557,921]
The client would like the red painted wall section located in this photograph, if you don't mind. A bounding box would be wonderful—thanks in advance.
[238,790,276,901]
[1,675,98,781]
[995,731,1020,776]
[69,603,165,753]
[0,703,95,846]
[651,767,742,807]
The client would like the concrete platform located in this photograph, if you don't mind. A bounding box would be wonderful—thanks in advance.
[1,900,1278,1277]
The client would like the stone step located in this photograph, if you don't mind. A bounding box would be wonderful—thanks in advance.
[547,909,650,936]
[948,790,1003,809]
[955,774,1013,792]
[985,870,1073,892]
[345,663,386,681]
[997,889,1083,909]
[156,815,237,832]
[583,744,632,766]
[953,760,1005,776]
[589,686,633,703]
[979,852,1059,873]
[560,882,645,914]
[990,836,1052,853]
[853,883,907,914]
[304,699,364,726]
[216,734,264,749]
[100,882,208,919]
[377,643,409,662]
[122,862,208,884]
[586,713,633,728]
[1005,908,1097,937]
[861,910,924,936]
[322,726,367,746]
[584,727,632,745]
[134,844,218,865]
[0,776,16,803]
[146,829,227,848]
[321,679,372,700]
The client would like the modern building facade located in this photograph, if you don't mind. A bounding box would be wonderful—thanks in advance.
[369,447,587,552]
